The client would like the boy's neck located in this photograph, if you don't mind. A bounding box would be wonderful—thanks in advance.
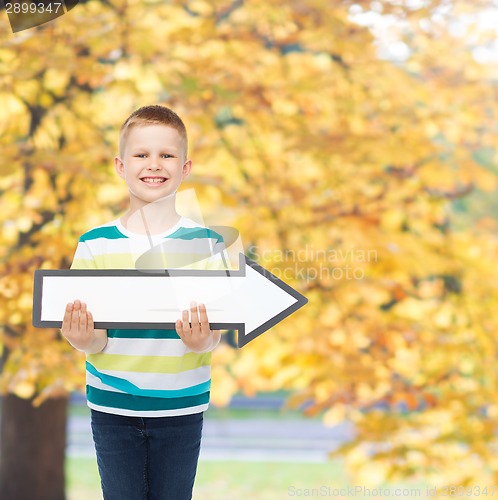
[121,197,181,235]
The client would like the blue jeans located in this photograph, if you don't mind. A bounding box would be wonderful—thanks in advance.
[90,409,203,500]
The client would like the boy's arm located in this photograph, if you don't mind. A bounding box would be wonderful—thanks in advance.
[62,239,108,354]
[175,231,228,353]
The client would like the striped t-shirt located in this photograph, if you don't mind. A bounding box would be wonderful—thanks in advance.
[70,216,226,417]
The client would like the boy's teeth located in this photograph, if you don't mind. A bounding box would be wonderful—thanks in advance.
[142,177,165,183]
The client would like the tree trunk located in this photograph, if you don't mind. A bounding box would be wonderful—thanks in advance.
[0,394,68,500]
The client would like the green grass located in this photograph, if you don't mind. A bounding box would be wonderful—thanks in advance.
[66,457,426,500]
[65,457,346,500]
[194,460,347,500]
[65,458,102,500]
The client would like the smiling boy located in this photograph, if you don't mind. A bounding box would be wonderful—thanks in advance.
[61,105,225,500]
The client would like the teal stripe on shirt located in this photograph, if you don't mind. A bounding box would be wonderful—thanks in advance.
[80,226,127,242]
[87,385,210,411]
[107,329,180,339]
[168,227,223,244]
[86,362,211,398]
[79,224,223,244]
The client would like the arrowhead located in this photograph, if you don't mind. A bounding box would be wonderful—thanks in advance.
[236,254,308,347]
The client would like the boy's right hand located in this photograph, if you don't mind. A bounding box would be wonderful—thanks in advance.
[61,300,108,354]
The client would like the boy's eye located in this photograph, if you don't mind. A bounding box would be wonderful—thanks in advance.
[135,154,172,158]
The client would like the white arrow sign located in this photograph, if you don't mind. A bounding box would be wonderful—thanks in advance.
[33,253,308,347]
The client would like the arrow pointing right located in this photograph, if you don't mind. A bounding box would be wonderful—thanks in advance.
[33,253,308,348]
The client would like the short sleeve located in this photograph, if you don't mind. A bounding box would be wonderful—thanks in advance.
[70,240,98,270]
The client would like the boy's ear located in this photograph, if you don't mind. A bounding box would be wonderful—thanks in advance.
[182,159,192,179]
[114,156,125,179]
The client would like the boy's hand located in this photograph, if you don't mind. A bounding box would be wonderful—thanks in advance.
[176,302,221,353]
[61,300,108,354]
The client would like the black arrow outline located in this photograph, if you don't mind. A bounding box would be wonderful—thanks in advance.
[33,253,308,347]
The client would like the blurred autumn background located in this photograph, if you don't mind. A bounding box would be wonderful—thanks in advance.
[2,0,498,498]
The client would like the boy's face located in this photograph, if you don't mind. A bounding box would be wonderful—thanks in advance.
[114,124,191,208]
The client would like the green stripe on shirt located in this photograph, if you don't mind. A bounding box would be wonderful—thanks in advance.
[87,352,211,373]
[107,329,180,339]
[87,385,210,411]
[169,227,223,243]
[80,226,128,242]
[86,361,211,398]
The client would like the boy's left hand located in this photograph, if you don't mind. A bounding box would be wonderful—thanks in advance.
[176,302,221,353]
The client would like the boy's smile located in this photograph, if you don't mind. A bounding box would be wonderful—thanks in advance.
[114,124,191,210]
[141,176,168,185]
